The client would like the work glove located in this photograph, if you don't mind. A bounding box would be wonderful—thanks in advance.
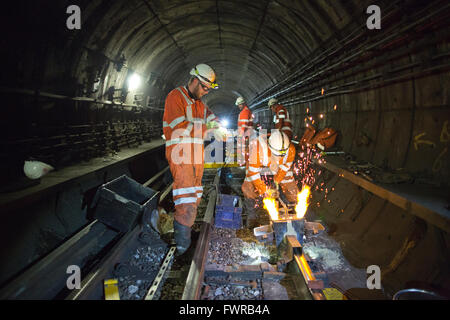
[213,126,228,142]
[264,188,279,199]
[206,121,219,130]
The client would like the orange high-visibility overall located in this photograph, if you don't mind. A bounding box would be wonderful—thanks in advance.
[237,105,254,165]
[273,104,293,140]
[241,135,298,203]
[163,86,218,227]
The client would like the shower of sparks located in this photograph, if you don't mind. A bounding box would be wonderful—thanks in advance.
[289,140,342,211]
[293,143,324,187]
[263,197,279,221]
[295,185,311,219]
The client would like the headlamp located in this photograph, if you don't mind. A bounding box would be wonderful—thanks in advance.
[194,68,218,89]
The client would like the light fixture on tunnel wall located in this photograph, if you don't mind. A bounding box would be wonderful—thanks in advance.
[221,119,229,128]
[128,73,141,91]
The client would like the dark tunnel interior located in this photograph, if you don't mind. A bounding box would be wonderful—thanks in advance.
[0,0,449,301]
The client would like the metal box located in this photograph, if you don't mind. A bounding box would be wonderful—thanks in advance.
[215,206,242,229]
[92,175,159,232]
[215,194,242,229]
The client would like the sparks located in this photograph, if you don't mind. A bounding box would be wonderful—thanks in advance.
[263,197,279,221]
[295,185,311,219]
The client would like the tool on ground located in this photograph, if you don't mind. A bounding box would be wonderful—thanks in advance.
[320,151,345,156]
[145,246,177,300]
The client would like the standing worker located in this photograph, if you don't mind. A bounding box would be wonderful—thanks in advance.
[241,130,299,227]
[235,96,254,166]
[268,98,293,140]
[161,63,220,255]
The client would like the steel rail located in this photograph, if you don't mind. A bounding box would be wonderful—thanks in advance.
[313,157,450,233]
[143,166,170,187]
[0,219,117,299]
[66,223,142,300]
[0,165,170,300]
[182,171,220,300]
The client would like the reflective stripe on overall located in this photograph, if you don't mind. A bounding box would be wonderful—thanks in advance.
[165,87,208,227]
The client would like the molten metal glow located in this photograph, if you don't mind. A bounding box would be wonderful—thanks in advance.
[295,185,311,219]
[294,254,316,281]
[263,197,279,221]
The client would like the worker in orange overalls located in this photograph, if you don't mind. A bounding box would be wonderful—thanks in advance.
[160,63,220,255]
[241,130,299,227]
[268,98,293,140]
[235,96,254,166]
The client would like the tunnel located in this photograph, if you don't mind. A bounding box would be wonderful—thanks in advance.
[0,0,449,302]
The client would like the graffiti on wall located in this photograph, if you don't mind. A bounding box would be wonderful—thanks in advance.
[414,121,449,173]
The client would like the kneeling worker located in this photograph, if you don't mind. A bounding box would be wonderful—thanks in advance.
[241,130,299,227]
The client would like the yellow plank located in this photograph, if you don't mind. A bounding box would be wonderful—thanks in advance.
[323,288,344,300]
[104,279,120,300]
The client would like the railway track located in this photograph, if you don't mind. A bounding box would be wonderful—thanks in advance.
[181,167,317,301]
[0,162,349,301]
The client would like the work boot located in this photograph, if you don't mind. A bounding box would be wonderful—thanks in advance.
[173,220,192,256]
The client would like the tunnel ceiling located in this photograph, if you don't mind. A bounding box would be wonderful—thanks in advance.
[72,0,372,115]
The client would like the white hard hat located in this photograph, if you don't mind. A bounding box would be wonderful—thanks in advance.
[23,160,54,179]
[235,97,245,105]
[190,63,218,89]
[268,130,290,156]
[268,98,278,107]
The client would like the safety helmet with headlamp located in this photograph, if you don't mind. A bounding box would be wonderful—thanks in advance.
[235,97,245,105]
[268,130,290,156]
[268,98,278,107]
[190,64,219,90]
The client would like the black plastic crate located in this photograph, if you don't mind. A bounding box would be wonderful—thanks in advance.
[92,175,159,232]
